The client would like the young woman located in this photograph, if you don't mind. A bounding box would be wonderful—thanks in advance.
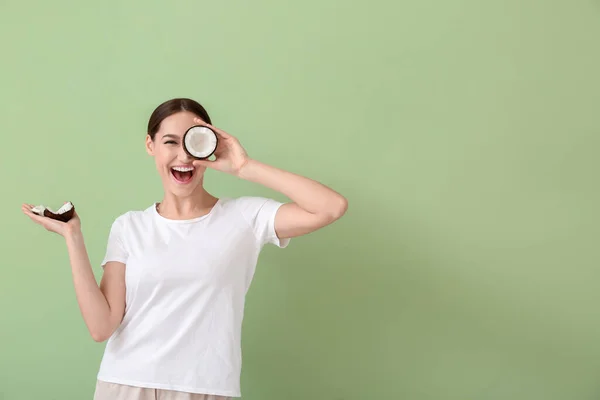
[21,98,348,400]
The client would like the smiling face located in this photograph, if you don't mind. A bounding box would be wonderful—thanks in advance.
[145,111,208,197]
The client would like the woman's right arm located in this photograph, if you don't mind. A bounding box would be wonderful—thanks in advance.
[21,203,126,342]
[65,229,126,342]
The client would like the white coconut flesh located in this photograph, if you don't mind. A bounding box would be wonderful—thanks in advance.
[184,126,217,159]
[31,205,46,215]
[55,202,74,214]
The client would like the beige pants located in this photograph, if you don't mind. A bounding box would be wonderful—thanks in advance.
[93,380,233,400]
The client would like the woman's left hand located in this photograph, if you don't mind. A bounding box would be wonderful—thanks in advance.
[191,118,250,176]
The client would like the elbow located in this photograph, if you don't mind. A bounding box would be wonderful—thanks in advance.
[89,314,122,342]
[327,195,348,221]
[91,331,109,342]
[90,326,114,342]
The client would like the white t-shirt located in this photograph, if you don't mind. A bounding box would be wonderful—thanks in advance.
[95,196,290,398]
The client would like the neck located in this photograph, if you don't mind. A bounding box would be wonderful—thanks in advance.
[157,188,219,220]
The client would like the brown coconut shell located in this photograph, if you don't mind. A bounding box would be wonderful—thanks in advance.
[33,202,76,222]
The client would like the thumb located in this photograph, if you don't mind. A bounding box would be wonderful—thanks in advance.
[192,159,214,169]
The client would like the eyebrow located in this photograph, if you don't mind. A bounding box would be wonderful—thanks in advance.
[161,134,180,140]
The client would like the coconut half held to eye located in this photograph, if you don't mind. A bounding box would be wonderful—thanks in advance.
[31,201,75,222]
[183,125,218,159]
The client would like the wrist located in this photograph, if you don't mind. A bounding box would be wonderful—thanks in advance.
[64,226,82,242]
[236,157,255,179]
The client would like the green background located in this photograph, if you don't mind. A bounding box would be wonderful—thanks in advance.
[1,1,599,399]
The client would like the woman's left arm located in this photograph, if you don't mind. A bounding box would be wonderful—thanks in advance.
[191,118,348,239]
[238,159,348,239]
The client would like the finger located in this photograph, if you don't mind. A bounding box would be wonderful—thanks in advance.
[192,117,214,131]
[21,205,48,221]
[24,210,61,231]
[213,127,232,139]
[194,119,232,139]
[23,212,46,228]
[192,159,214,169]
[22,207,44,222]
[213,142,225,155]
[23,203,44,214]
[26,214,43,225]
[21,204,35,214]
[22,204,43,218]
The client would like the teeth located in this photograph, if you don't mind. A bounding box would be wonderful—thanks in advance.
[172,166,194,172]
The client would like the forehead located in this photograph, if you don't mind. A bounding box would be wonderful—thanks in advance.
[158,111,202,137]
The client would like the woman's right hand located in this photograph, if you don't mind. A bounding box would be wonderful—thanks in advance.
[21,203,81,238]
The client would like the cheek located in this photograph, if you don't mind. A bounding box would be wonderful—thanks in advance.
[153,149,173,170]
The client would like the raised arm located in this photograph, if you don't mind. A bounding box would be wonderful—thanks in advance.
[238,159,348,239]
[191,118,348,239]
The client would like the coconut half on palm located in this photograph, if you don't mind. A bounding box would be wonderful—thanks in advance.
[32,201,75,222]
[183,125,218,159]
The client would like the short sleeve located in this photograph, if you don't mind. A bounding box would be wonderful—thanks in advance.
[235,196,290,248]
[101,214,129,268]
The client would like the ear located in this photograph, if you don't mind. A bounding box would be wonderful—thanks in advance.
[145,134,154,156]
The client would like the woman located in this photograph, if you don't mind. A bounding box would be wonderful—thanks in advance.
[21,98,348,400]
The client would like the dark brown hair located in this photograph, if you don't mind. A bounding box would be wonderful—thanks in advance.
[147,98,212,140]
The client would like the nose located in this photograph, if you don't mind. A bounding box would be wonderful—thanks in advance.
[178,144,193,163]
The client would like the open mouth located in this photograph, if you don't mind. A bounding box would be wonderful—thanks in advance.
[170,165,195,184]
